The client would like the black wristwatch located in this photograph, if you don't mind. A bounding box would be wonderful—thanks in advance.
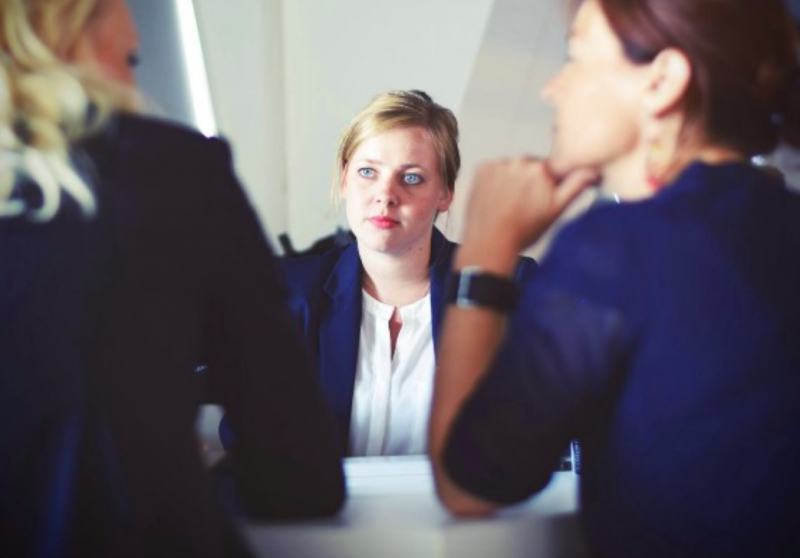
[447,266,519,312]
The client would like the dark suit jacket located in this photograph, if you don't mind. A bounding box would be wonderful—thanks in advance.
[279,227,537,454]
[0,114,344,558]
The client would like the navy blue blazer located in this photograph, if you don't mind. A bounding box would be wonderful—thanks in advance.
[444,162,800,558]
[279,227,537,454]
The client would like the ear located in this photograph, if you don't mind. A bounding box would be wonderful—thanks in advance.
[642,48,692,118]
[66,33,97,67]
[437,187,454,212]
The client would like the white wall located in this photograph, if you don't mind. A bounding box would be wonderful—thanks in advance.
[452,0,578,258]
[192,0,286,238]
[130,0,197,129]
[193,0,496,249]
[281,0,495,249]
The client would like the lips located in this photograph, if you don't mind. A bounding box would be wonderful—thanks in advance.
[368,216,399,230]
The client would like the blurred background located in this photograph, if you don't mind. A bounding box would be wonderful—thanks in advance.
[130,0,800,257]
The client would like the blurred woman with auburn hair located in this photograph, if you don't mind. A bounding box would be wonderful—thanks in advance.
[430,1,800,557]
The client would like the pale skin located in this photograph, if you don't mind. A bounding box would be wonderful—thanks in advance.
[68,0,139,86]
[341,126,453,356]
[429,0,744,516]
[361,250,429,357]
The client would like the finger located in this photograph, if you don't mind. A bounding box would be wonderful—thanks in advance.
[554,168,598,209]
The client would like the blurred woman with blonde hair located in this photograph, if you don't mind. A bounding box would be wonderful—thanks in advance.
[1,1,343,556]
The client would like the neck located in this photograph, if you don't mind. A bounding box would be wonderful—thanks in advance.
[669,144,745,178]
[600,143,651,201]
[359,239,432,308]
[601,136,745,201]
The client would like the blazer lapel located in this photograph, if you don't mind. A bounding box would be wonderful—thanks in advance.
[319,245,362,454]
[429,228,455,355]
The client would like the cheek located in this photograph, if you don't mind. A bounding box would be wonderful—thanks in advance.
[581,104,638,153]
[343,184,369,223]
[436,191,453,213]
[75,26,134,85]
[592,77,641,150]
[552,70,641,171]
[343,196,360,230]
[410,193,447,223]
[97,51,134,85]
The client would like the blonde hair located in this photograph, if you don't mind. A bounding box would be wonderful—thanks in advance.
[333,90,460,203]
[0,0,138,221]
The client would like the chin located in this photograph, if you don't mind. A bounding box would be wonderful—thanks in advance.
[546,156,573,180]
[546,142,570,175]
[355,231,399,254]
[360,242,406,258]
[548,152,599,182]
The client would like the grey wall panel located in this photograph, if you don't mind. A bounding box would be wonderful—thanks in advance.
[129,0,198,130]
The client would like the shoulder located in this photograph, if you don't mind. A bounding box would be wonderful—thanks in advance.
[542,203,633,272]
[279,245,352,298]
[113,112,226,151]
[80,113,243,205]
[83,112,233,175]
[527,198,659,311]
[430,227,459,268]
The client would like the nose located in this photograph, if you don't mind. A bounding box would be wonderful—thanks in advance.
[373,175,399,207]
[541,68,561,103]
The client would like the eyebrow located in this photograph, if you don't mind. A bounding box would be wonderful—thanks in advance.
[354,159,428,171]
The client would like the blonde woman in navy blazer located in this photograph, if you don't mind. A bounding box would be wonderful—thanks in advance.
[279,91,536,455]
[0,1,343,556]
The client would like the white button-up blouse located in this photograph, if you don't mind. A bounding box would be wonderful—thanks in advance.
[348,290,435,456]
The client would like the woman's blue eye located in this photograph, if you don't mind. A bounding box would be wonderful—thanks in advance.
[358,168,375,178]
[403,173,422,185]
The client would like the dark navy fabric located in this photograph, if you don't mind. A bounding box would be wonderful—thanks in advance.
[444,162,800,558]
[0,114,344,558]
[278,227,538,454]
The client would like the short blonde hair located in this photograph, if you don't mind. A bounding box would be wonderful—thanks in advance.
[0,0,137,221]
[333,90,460,201]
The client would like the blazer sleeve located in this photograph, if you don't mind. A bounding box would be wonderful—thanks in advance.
[201,138,344,518]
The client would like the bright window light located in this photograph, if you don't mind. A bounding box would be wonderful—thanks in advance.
[174,0,217,137]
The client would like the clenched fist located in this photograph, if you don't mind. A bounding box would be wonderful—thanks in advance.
[463,157,598,258]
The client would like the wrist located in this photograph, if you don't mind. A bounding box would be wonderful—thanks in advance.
[454,240,519,277]
[447,266,519,312]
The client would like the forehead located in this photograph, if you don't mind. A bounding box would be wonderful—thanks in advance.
[351,126,438,166]
[570,0,621,53]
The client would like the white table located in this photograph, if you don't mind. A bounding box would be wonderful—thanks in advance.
[243,456,588,558]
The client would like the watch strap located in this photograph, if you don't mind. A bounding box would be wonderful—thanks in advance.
[447,266,519,312]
